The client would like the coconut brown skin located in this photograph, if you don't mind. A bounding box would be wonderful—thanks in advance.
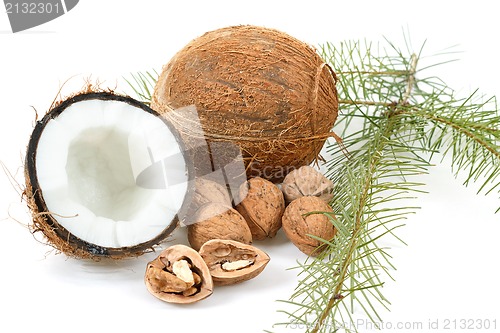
[24,92,190,259]
[152,25,339,183]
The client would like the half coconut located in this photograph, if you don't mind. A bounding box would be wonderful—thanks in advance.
[25,92,191,258]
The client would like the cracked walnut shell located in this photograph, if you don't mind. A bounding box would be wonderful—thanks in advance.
[282,196,336,256]
[236,177,285,240]
[199,239,270,286]
[144,244,213,304]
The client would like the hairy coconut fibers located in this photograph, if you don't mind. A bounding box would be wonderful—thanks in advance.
[152,25,339,183]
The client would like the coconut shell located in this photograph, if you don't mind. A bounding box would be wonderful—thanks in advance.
[152,25,339,183]
[24,92,191,259]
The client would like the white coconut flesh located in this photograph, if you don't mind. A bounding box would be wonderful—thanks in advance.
[35,99,188,248]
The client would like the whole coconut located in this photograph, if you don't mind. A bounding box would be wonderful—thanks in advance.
[152,25,339,183]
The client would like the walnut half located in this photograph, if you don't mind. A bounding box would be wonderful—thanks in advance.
[199,239,270,286]
[144,244,213,304]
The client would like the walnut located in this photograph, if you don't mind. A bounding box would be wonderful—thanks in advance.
[281,196,336,256]
[192,177,232,207]
[187,202,252,251]
[199,239,270,286]
[180,177,232,225]
[144,244,213,304]
[281,165,334,204]
[235,177,285,240]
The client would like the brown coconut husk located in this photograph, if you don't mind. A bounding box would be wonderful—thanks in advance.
[152,25,339,183]
[24,180,165,260]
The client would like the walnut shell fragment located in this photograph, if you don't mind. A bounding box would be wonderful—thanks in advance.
[282,196,336,256]
[236,177,285,240]
[199,239,270,286]
[282,165,334,204]
[187,202,252,251]
[144,244,213,304]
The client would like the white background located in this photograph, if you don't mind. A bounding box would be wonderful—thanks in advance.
[1,1,500,332]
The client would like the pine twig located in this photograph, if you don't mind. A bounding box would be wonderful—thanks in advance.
[310,52,419,333]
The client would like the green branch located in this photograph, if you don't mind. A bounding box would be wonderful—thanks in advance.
[312,116,396,333]
[274,39,500,332]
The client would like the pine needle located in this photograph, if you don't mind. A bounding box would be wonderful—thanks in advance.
[123,70,158,106]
